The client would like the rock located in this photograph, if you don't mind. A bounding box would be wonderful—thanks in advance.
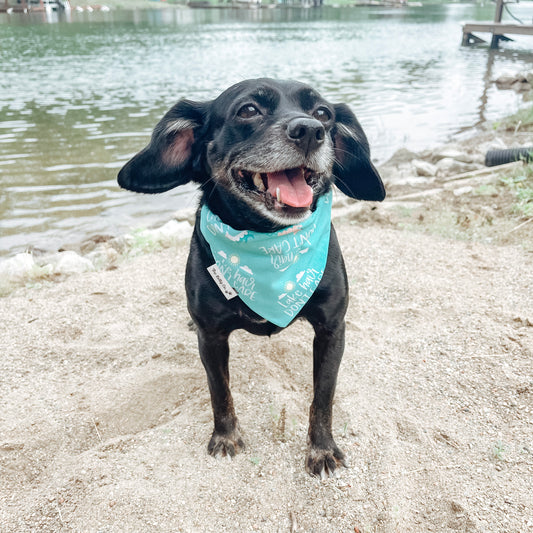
[470,153,486,165]
[48,251,95,275]
[0,253,55,289]
[433,149,476,164]
[494,74,518,89]
[137,220,193,248]
[436,158,478,176]
[0,253,35,282]
[494,72,531,93]
[86,243,120,270]
[412,159,437,177]
[378,163,415,185]
[173,207,197,225]
[79,234,114,255]
[383,147,418,166]
[478,139,508,156]
[511,81,531,93]
[453,186,474,197]
[436,158,460,173]
[416,149,434,160]
[376,165,402,183]
[108,235,129,254]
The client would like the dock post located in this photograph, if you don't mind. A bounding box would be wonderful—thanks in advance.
[490,0,505,48]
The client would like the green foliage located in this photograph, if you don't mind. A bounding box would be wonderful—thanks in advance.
[128,229,162,256]
[501,163,533,217]
[340,422,348,438]
[501,104,533,132]
[492,440,506,461]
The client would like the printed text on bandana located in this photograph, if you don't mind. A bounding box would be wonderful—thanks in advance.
[276,268,321,319]
[200,191,332,327]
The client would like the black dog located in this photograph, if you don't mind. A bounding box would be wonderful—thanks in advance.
[118,78,385,477]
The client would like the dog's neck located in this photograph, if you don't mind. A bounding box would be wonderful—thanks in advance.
[199,191,333,327]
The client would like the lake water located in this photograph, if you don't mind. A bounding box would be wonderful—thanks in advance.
[1,3,533,257]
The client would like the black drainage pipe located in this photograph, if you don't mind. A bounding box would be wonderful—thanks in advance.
[485,147,533,167]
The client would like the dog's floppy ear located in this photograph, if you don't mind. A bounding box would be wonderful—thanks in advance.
[332,104,385,201]
[118,99,209,193]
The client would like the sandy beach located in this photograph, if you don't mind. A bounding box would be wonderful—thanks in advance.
[1,122,532,531]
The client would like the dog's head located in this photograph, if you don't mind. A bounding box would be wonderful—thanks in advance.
[118,78,385,228]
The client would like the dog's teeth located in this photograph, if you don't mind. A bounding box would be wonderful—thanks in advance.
[253,173,265,191]
[276,187,281,203]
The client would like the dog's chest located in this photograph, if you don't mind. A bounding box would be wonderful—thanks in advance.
[200,192,333,328]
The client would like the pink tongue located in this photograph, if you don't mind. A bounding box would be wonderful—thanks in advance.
[266,168,313,208]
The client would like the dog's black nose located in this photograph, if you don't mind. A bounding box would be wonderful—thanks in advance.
[286,117,325,153]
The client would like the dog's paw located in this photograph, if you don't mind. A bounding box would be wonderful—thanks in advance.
[207,429,245,459]
[305,444,348,479]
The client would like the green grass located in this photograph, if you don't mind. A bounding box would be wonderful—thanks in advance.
[499,102,533,132]
[492,440,506,461]
[501,163,533,218]
[0,261,55,297]
[127,229,162,256]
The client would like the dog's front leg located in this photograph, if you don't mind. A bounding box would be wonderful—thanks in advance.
[197,328,245,458]
[306,321,348,477]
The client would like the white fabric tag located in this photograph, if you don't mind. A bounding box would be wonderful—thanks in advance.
[207,264,238,300]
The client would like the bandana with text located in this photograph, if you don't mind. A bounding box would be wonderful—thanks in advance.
[200,191,332,327]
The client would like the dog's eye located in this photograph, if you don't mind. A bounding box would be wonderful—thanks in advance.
[237,104,261,119]
[313,107,332,123]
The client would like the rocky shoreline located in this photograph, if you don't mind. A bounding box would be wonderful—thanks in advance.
[1,118,531,295]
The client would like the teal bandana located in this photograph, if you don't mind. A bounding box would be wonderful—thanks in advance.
[200,191,332,327]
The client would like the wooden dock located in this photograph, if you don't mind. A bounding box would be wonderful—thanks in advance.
[462,22,533,48]
[462,0,533,48]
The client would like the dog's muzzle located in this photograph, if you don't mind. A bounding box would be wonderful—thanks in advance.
[236,166,318,208]
[286,117,326,155]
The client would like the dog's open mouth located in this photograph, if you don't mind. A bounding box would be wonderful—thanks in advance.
[237,167,315,209]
